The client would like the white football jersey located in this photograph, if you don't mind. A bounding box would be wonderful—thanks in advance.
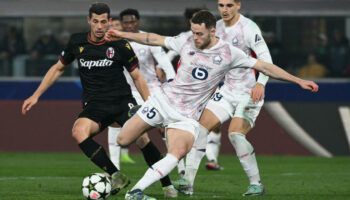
[123,31,175,93]
[163,34,257,120]
[216,14,272,95]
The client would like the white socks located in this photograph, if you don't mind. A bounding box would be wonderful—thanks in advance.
[177,158,185,174]
[108,127,121,169]
[121,147,129,156]
[183,124,208,185]
[184,148,205,185]
[228,132,261,185]
[205,131,221,163]
[132,154,179,191]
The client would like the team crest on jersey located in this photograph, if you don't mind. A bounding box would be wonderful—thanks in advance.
[138,48,146,56]
[106,47,115,58]
[61,51,65,56]
[213,55,223,65]
[232,37,243,47]
[79,46,84,53]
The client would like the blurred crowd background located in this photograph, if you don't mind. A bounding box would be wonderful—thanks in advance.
[0,0,350,78]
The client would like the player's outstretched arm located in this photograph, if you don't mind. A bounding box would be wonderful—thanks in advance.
[21,60,67,115]
[105,29,167,47]
[130,68,151,101]
[253,60,319,92]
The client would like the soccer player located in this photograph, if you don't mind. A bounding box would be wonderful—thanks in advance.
[176,0,273,196]
[107,9,178,198]
[105,10,318,200]
[21,3,161,196]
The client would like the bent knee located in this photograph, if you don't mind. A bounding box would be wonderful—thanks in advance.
[72,126,90,143]
[117,135,131,147]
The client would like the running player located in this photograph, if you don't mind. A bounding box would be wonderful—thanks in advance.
[22,3,158,196]
[176,0,273,196]
[105,10,318,200]
[107,9,178,198]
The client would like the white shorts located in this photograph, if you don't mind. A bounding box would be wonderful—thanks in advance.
[205,87,263,128]
[137,91,201,138]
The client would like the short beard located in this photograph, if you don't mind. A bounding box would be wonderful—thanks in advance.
[199,36,211,49]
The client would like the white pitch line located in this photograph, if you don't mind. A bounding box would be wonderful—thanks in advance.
[338,106,350,150]
[0,176,73,181]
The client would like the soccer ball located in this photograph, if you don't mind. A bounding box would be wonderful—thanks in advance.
[82,173,112,200]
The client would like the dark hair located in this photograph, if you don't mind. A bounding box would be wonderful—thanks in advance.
[235,0,242,2]
[120,8,140,20]
[191,10,217,29]
[111,17,120,21]
[184,8,204,21]
[89,3,110,18]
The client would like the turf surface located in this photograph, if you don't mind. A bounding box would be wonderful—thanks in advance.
[0,152,349,200]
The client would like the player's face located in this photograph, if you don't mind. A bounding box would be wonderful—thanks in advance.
[122,15,140,33]
[110,20,123,31]
[191,23,213,49]
[88,13,111,40]
[218,0,241,22]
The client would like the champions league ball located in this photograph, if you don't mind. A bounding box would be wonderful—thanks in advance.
[82,173,112,200]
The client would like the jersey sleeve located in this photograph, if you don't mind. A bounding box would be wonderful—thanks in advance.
[120,40,139,72]
[59,35,76,65]
[150,46,176,80]
[164,32,189,53]
[230,46,257,69]
[244,22,272,85]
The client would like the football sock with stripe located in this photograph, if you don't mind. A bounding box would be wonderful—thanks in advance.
[132,154,178,191]
[141,141,172,187]
[228,132,261,185]
[79,137,119,175]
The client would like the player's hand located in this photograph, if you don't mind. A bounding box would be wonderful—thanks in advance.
[299,80,319,92]
[251,83,265,104]
[21,96,38,115]
[105,30,122,41]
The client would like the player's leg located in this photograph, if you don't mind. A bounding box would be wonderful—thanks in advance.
[136,133,178,198]
[72,117,127,195]
[205,125,223,170]
[108,123,122,169]
[228,97,264,196]
[126,128,194,200]
[173,108,222,195]
[175,124,208,195]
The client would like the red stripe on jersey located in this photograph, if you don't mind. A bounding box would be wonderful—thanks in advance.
[251,50,258,76]
[129,63,139,72]
[87,32,106,45]
[59,55,67,65]
[177,59,182,71]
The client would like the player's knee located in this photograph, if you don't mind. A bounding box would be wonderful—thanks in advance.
[117,134,130,147]
[169,147,189,160]
[72,126,89,143]
[135,134,150,148]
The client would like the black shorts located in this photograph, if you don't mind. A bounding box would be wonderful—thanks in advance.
[78,95,137,131]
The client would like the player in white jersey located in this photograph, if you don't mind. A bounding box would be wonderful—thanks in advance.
[175,0,273,196]
[107,9,177,198]
[105,10,318,200]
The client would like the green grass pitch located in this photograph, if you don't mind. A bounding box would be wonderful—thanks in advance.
[0,152,349,200]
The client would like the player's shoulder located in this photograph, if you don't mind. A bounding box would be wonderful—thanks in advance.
[108,39,131,49]
[69,32,88,43]
[240,14,260,31]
